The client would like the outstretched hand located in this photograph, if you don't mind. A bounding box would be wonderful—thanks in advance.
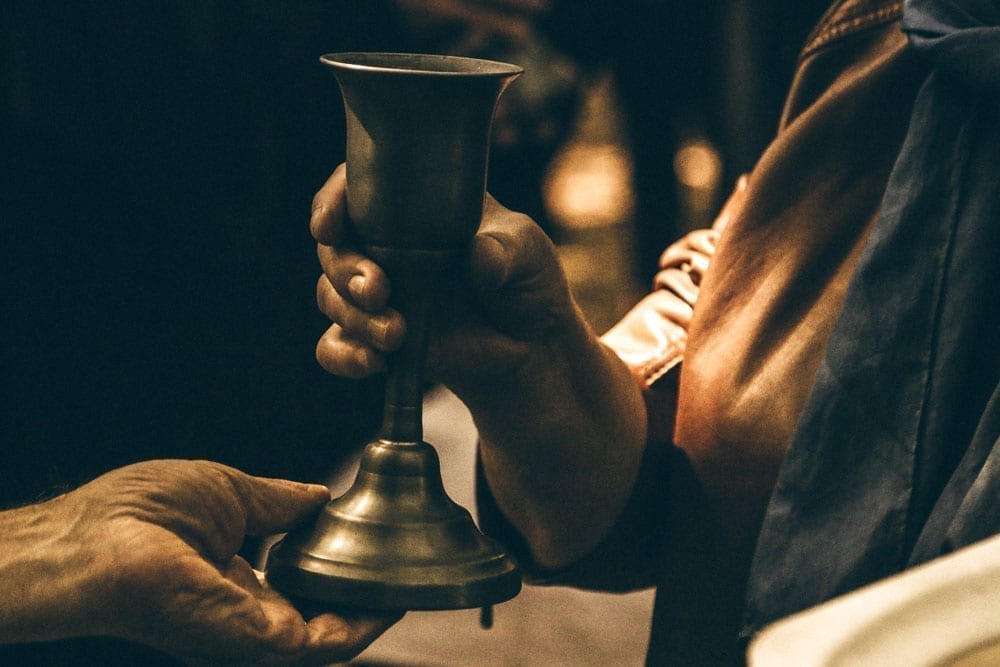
[1,460,400,665]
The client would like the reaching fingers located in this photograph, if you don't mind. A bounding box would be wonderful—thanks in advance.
[239,563,403,666]
[155,562,379,666]
[301,609,404,665]
[218,467,330,538]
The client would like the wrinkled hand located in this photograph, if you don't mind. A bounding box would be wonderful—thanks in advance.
[55,460,400,665]
[312,163,578,398]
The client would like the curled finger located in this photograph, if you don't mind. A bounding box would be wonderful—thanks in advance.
[654,268,700,307]
[316,323,387,379]
[317,243,393,313]
[316,275,404,352]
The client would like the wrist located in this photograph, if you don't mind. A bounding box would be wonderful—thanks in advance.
[0,493,117,643]
[460,304,649,568]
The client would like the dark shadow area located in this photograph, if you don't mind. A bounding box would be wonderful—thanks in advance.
[1,3,400,662]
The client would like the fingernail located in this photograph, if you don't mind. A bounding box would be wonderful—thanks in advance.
[348,274,366,301]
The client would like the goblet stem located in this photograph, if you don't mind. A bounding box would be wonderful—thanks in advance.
[370,247,447,444]
[379,277,431,444]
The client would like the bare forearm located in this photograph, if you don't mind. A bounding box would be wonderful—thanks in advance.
[460,309,648,570]
[0,497,108,644]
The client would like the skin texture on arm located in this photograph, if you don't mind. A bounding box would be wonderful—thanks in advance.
[0,459,399,666]
[312,165,648,570]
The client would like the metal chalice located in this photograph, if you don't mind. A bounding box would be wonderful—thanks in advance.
[265,52,523,611]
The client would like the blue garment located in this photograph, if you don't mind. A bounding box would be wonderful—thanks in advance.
[743,0,1000,639]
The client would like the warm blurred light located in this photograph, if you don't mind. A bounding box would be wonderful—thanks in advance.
[543,142,635,229]
[673,138,723,191]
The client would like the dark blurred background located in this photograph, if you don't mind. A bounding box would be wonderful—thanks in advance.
[2,1,397,502]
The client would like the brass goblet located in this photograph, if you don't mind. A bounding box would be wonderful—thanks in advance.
[265,53,523,611]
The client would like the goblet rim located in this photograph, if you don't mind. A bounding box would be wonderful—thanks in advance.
[320,51,523,78]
